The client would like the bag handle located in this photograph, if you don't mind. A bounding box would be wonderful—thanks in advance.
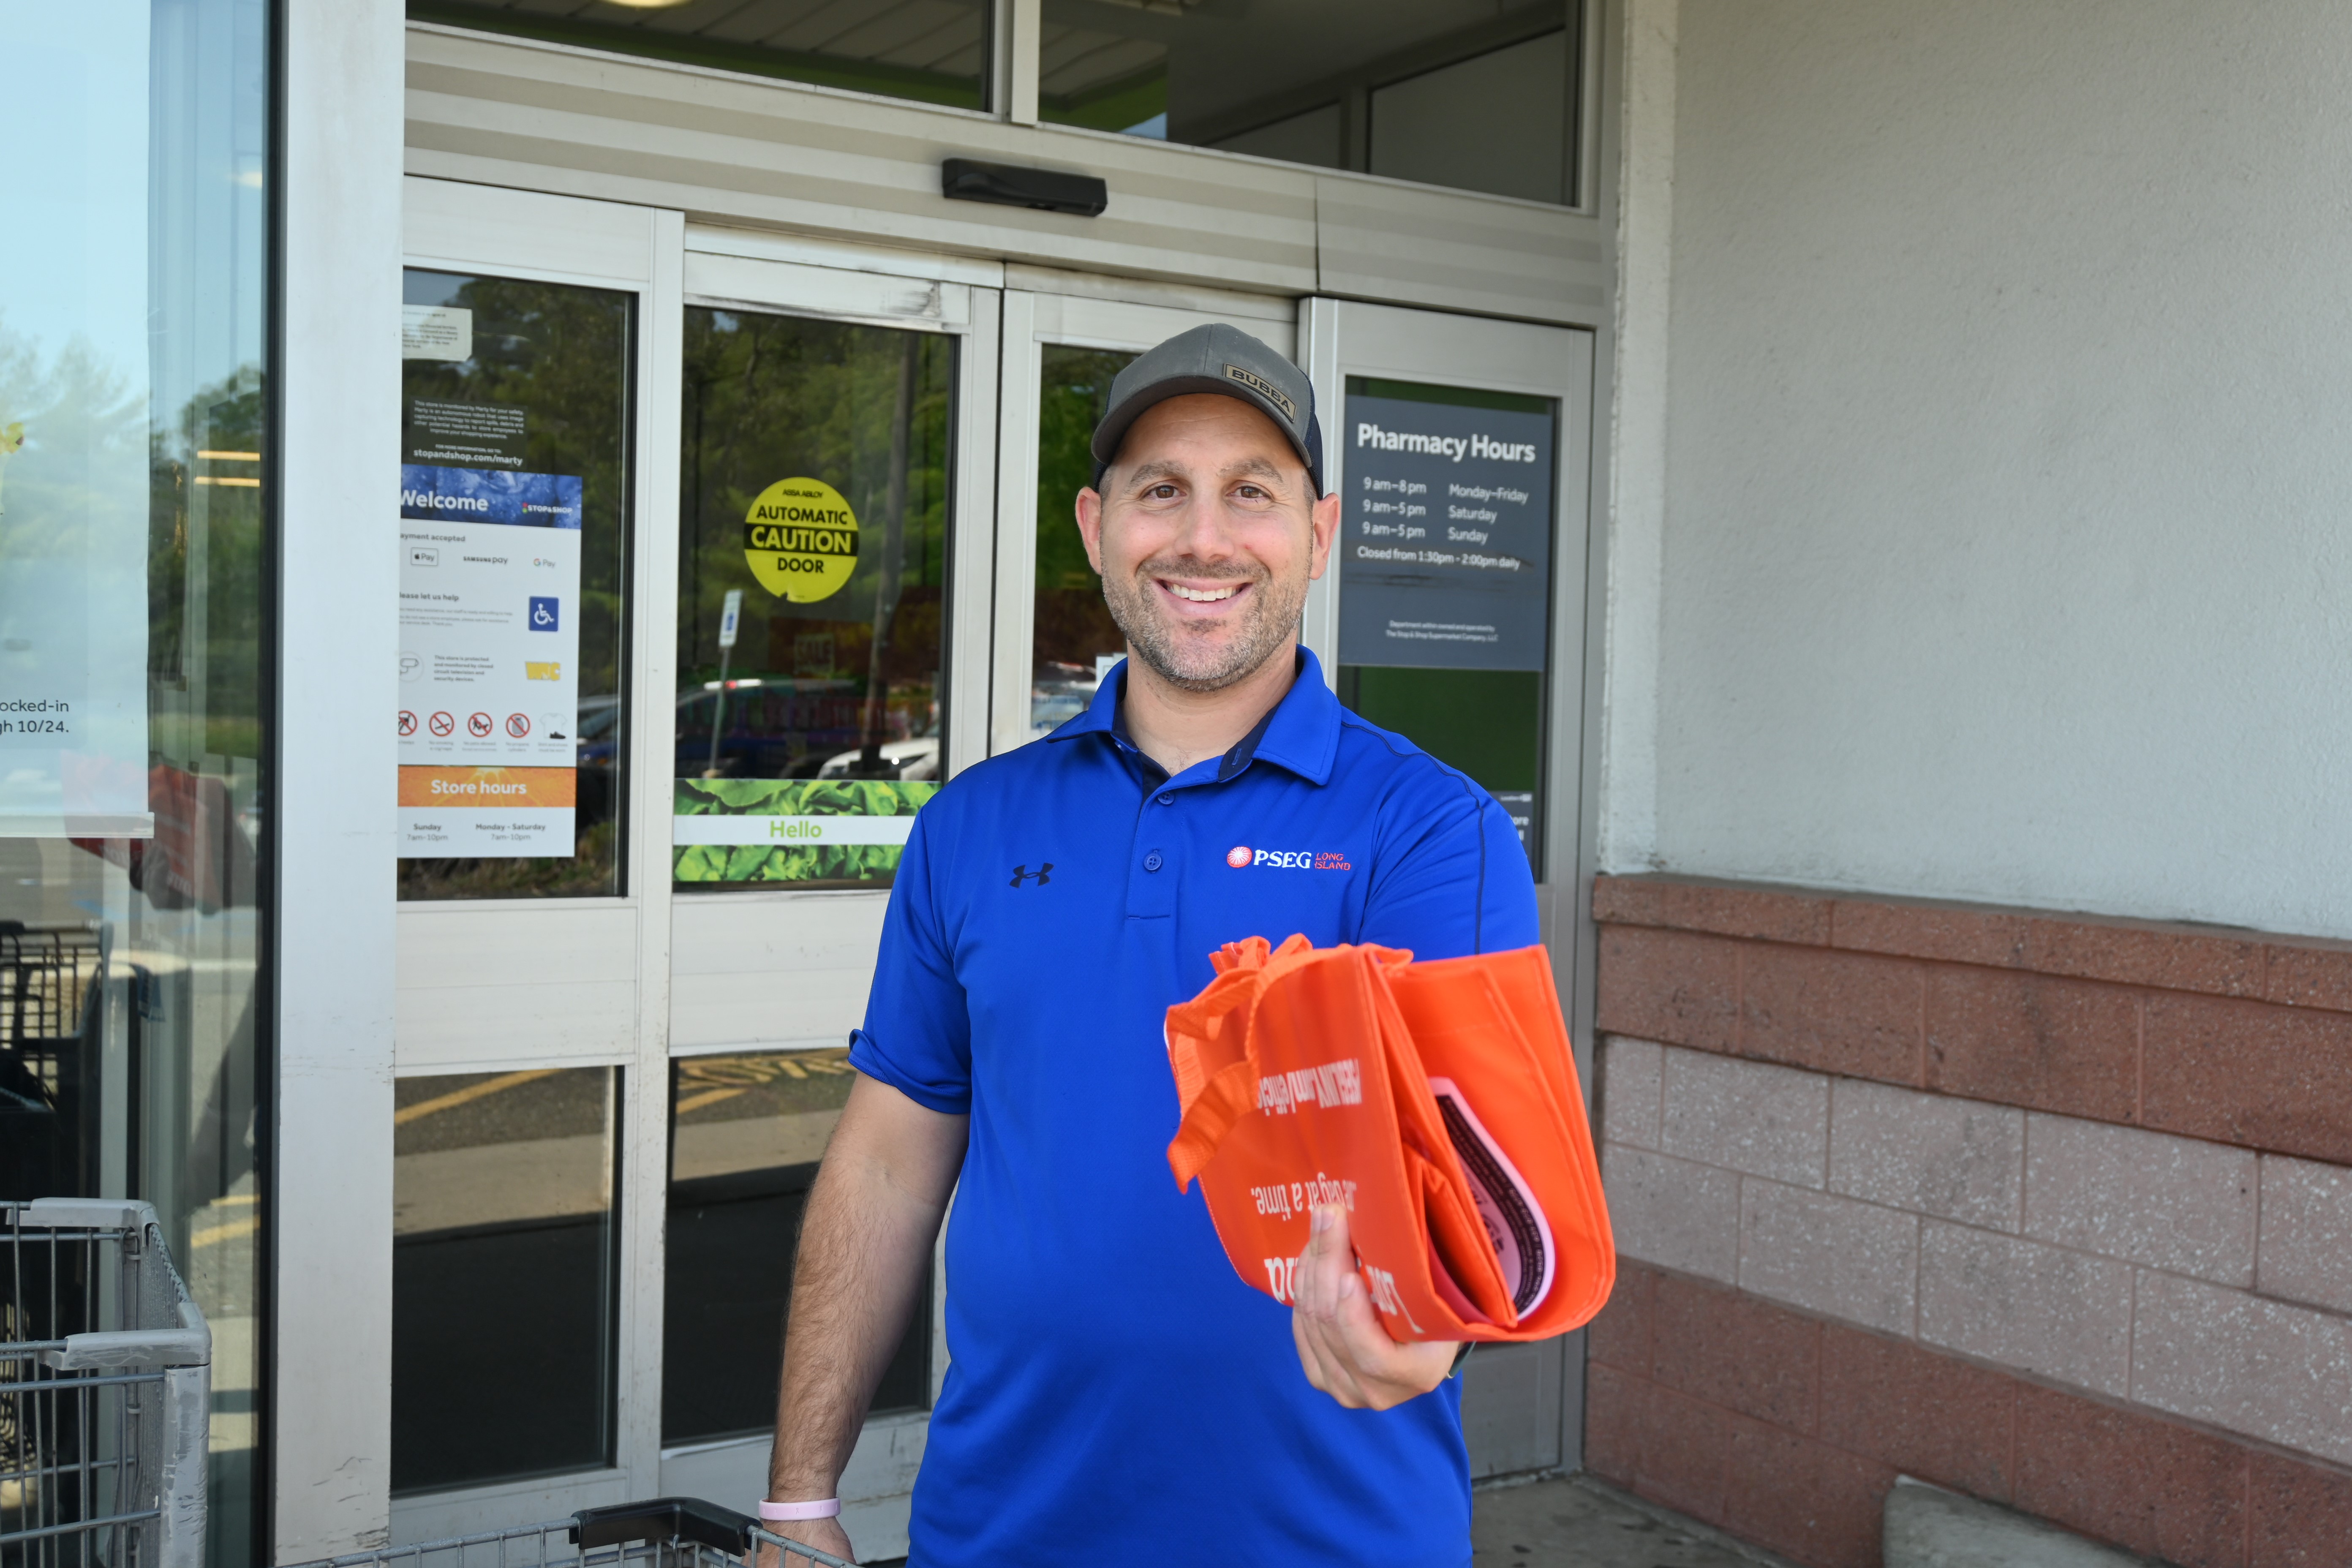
[1164,937,1289,1190]
[1165,992,1261,1191]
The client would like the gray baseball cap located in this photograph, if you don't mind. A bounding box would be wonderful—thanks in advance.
[1089,322,1325,495]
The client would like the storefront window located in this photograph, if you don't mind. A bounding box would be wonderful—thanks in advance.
[674,310,953,890]
[1042,0,1577,205]
[410,0,992,113]
[397,270,633,900]
[663,1049,928,1445]
[0,3,271,1562]
[391,1067,622,1492]
[1335,377,1557,867]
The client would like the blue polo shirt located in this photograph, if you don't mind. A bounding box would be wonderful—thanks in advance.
[848,648,1538,1568]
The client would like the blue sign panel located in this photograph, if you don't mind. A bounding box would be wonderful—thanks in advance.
[1335,394,1554,672]
[399,464,584,528]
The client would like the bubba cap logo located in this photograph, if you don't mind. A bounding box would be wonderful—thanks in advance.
[1227,845,1252,869]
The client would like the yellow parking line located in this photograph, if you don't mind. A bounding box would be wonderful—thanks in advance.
[675,1087,746,1115]
[394,1068,558,1127]
[192,1217,259,1249]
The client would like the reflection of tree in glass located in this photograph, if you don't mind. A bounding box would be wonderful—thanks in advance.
[1033,346,1135,674]
[0,319,145,555]
[150,365,267,767]
[677,310,951,777]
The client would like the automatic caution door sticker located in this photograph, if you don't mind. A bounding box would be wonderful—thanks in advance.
[745,477,858,602]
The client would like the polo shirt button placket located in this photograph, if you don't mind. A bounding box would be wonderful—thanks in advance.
[1156,792,1175,806]
[1143,851,1164,872]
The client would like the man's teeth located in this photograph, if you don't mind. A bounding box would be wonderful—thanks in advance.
[1168,584,1237,602]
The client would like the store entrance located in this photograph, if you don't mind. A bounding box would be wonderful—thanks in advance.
[387,179,1593,1552]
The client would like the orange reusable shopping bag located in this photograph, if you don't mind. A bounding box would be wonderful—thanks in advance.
[1164,936,1614,1342]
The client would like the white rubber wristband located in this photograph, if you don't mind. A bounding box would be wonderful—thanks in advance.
[759,1499,841,1522]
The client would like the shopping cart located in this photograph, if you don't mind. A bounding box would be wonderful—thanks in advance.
[2,1198,211,1568]
[283,1497,853,1568]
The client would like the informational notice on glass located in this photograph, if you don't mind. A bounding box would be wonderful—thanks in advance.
[0,4,154,836]
[1336,393,1555,673]
[396,373,584,857]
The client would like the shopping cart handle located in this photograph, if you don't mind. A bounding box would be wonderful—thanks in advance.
[571,1497,757,1554]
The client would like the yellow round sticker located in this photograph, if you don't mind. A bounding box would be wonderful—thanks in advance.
[743,478,859,602]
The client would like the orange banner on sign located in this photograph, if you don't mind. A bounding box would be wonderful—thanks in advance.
[397,765,576,809]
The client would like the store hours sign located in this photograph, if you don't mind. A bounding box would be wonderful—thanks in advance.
[1335,393,1554,672]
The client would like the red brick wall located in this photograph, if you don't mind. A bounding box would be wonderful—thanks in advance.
[1594,875,2352,1165]
[1587,1261,2352,1568]
[1587,874,2352,1567]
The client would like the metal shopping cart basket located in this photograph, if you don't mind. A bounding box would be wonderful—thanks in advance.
[2,1199,211,1568]
[283,1498,852,1568]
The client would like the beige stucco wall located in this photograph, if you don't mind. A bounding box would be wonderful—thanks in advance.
[1606,0,2352,939]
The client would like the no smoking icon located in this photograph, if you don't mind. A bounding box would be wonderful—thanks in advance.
[398,710,417,736]
[467,712,494,738]
[428,711,455,737]
[506,713,531,738]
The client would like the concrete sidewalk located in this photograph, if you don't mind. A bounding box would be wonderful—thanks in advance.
[1473,1474,1799,1568]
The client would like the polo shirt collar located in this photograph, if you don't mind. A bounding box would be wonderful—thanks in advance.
[1045,647,1342,787]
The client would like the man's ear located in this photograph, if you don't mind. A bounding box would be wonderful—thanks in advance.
[1306,488,1341,581]
[1075,485,1107,574]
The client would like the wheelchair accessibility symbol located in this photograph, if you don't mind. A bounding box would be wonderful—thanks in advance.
[529,596,560,631]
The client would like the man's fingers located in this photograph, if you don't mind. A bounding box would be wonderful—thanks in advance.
[1296,1203,1344,1318]
[1292,1302,1367,1406]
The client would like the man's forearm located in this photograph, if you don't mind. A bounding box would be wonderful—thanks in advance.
[768,1076,966,1501]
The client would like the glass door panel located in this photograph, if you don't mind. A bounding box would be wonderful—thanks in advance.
[662,1048,928,1446]
[397,269,635,900]
[673,309,954,890]
[391,1066,623,1493]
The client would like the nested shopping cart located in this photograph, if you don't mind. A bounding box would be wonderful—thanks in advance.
[283,1498,852,1568]
[2,1198,212,1568]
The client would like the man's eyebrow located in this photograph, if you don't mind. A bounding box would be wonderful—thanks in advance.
[1220,455,1289,485]
[1121,460,1190,489]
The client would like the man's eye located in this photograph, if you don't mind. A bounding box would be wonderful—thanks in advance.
[1147,484,1180,498]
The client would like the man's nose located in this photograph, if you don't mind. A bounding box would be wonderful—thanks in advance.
[1170,496,1241,562]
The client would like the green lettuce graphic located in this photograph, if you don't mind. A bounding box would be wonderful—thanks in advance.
[673,777,937,885]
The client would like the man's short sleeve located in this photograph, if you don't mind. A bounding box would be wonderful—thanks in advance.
[847,813,973,1114]
[1357,771,1542,963]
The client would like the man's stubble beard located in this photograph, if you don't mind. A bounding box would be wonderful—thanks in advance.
[1101,550,1310,694]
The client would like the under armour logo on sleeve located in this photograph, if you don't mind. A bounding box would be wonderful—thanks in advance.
[1010,863,1054,887]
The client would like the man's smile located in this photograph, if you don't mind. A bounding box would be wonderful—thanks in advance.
[1163,580,1243,603]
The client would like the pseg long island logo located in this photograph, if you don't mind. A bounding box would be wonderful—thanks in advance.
[1227,845,1353,870]
[744,477,858,603]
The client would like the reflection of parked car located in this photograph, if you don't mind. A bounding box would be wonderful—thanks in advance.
[1031,679,1099,738]
[677,678,942,779]
[572,696,623,826]
[818,737,939,779]
[574,696,621,762]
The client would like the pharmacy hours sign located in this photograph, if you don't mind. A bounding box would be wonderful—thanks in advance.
[1336,393,1555,672]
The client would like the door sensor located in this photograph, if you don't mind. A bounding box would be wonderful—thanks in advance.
[941,158,1108,217]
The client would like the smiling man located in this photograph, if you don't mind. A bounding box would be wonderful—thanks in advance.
[761,325,1538,1568]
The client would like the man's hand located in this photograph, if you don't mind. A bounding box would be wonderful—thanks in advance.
[1290,1204,1461,1409]
[756,1519,855,1568]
